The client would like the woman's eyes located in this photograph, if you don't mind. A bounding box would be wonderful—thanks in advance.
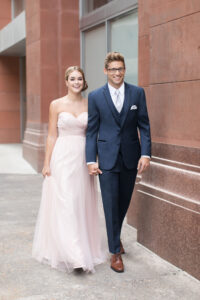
[70,78,83,81]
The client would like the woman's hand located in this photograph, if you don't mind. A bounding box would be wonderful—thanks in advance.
[42,165,51,177]
[87,163,102,176]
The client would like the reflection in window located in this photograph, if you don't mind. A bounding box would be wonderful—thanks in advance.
[12,0,25,19]
[110,12,138,85]
[85,0,113,13]
[84,26,107,93]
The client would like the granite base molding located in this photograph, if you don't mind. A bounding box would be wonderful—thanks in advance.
[152,142,200,173]
[136,187,200,280]
[127,142,200,280]
[23,122,48,172]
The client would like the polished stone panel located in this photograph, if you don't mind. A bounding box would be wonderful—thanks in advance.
[0,0,11,29]
[138,0,151,37]
[0,73,20,92]
[0,93,20,111]
[150,12,200,83]
[26,11,40,45]
[0,56,20,143]
[128,0,200,280]
[0,128,20,143]
[149,0,200,27]
[148,81,200,148]
[23,122,48,171]
[138,35,149,87]
[152,142,200,173]
[137,189,200,281]
[128,141,200,280]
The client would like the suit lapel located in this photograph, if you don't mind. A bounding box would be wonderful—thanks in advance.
[103,84,120,126]
[120,82,131,128]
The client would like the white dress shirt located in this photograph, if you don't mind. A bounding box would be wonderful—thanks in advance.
[108,83,125,112]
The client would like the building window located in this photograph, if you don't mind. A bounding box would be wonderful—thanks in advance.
[12,0,25,19]
[84,25,107,93]
[81,0,138,92]
[84,0,113,14]
[110,12,138,84]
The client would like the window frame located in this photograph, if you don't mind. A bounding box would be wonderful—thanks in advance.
[80,0,138,72]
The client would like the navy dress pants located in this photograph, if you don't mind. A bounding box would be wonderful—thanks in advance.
[99,154,137,254]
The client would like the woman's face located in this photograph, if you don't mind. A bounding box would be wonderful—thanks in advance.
[66,70,84,94]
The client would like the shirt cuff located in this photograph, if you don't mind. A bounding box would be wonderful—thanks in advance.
[141,155,151,159]
[87,162,96,165]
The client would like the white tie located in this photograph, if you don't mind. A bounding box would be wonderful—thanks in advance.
[115,90,123,112]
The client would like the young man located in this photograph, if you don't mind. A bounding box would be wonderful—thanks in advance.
[86,52,151,272]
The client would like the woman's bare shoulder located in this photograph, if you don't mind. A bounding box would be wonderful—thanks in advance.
[50,96,66,111]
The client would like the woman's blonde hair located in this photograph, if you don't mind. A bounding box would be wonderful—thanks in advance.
[65,66,88,91]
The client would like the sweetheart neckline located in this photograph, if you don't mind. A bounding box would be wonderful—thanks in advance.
[58,111,88,119]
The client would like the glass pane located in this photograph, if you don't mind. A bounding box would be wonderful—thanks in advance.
[110,12,138,85]
[13,0,25,18]
[84,25,107,94]
[85,0,113,14]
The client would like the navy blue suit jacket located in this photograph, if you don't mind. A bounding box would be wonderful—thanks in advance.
[86,82,151,170]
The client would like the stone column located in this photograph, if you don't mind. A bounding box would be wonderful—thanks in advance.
[23,0,80,171]
[0,1,20,143]
[127,0,200,280]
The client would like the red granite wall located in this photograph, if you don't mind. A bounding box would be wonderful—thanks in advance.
[127,0,200,280]
[0,1,20,143]
[23,0,80,171]
[0,0,11,29]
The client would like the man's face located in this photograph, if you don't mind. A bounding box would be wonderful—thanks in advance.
[104,61,125,88]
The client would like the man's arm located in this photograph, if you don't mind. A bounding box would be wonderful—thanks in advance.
[137,88,151,173]
[86,93,102,175]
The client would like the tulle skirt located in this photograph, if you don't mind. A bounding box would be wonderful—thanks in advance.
[32,135,107,273]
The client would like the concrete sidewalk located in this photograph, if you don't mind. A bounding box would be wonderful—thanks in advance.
[0,144,36,174]
[0,145,199,299]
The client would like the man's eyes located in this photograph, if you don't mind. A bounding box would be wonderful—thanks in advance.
[70,78,83,80]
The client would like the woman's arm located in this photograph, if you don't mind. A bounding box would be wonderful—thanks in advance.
[42,101,58,177]
[86,92,100,163]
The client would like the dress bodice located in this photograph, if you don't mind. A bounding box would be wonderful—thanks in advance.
[57,112,88,137]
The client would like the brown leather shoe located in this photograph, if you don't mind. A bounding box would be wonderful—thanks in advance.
[120,240,125,254]
[110,253,124,273]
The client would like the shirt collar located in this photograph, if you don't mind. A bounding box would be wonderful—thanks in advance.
[108,82,125,96]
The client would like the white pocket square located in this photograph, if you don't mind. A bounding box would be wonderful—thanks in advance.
[130,105,137,110]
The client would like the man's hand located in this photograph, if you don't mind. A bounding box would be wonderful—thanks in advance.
[87,163,102,176]
[137,157,150,174]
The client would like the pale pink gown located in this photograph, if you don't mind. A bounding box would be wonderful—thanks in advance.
[32,112,106,273]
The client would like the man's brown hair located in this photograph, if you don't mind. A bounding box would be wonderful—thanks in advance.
[104,52,125,69]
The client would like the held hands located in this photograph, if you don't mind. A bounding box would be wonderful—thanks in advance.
[87,158,150,176]
[137,157,150,174]
[42,165,51,177]
[87,163,102,176]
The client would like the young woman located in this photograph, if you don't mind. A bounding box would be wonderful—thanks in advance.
[32,66,106,273]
